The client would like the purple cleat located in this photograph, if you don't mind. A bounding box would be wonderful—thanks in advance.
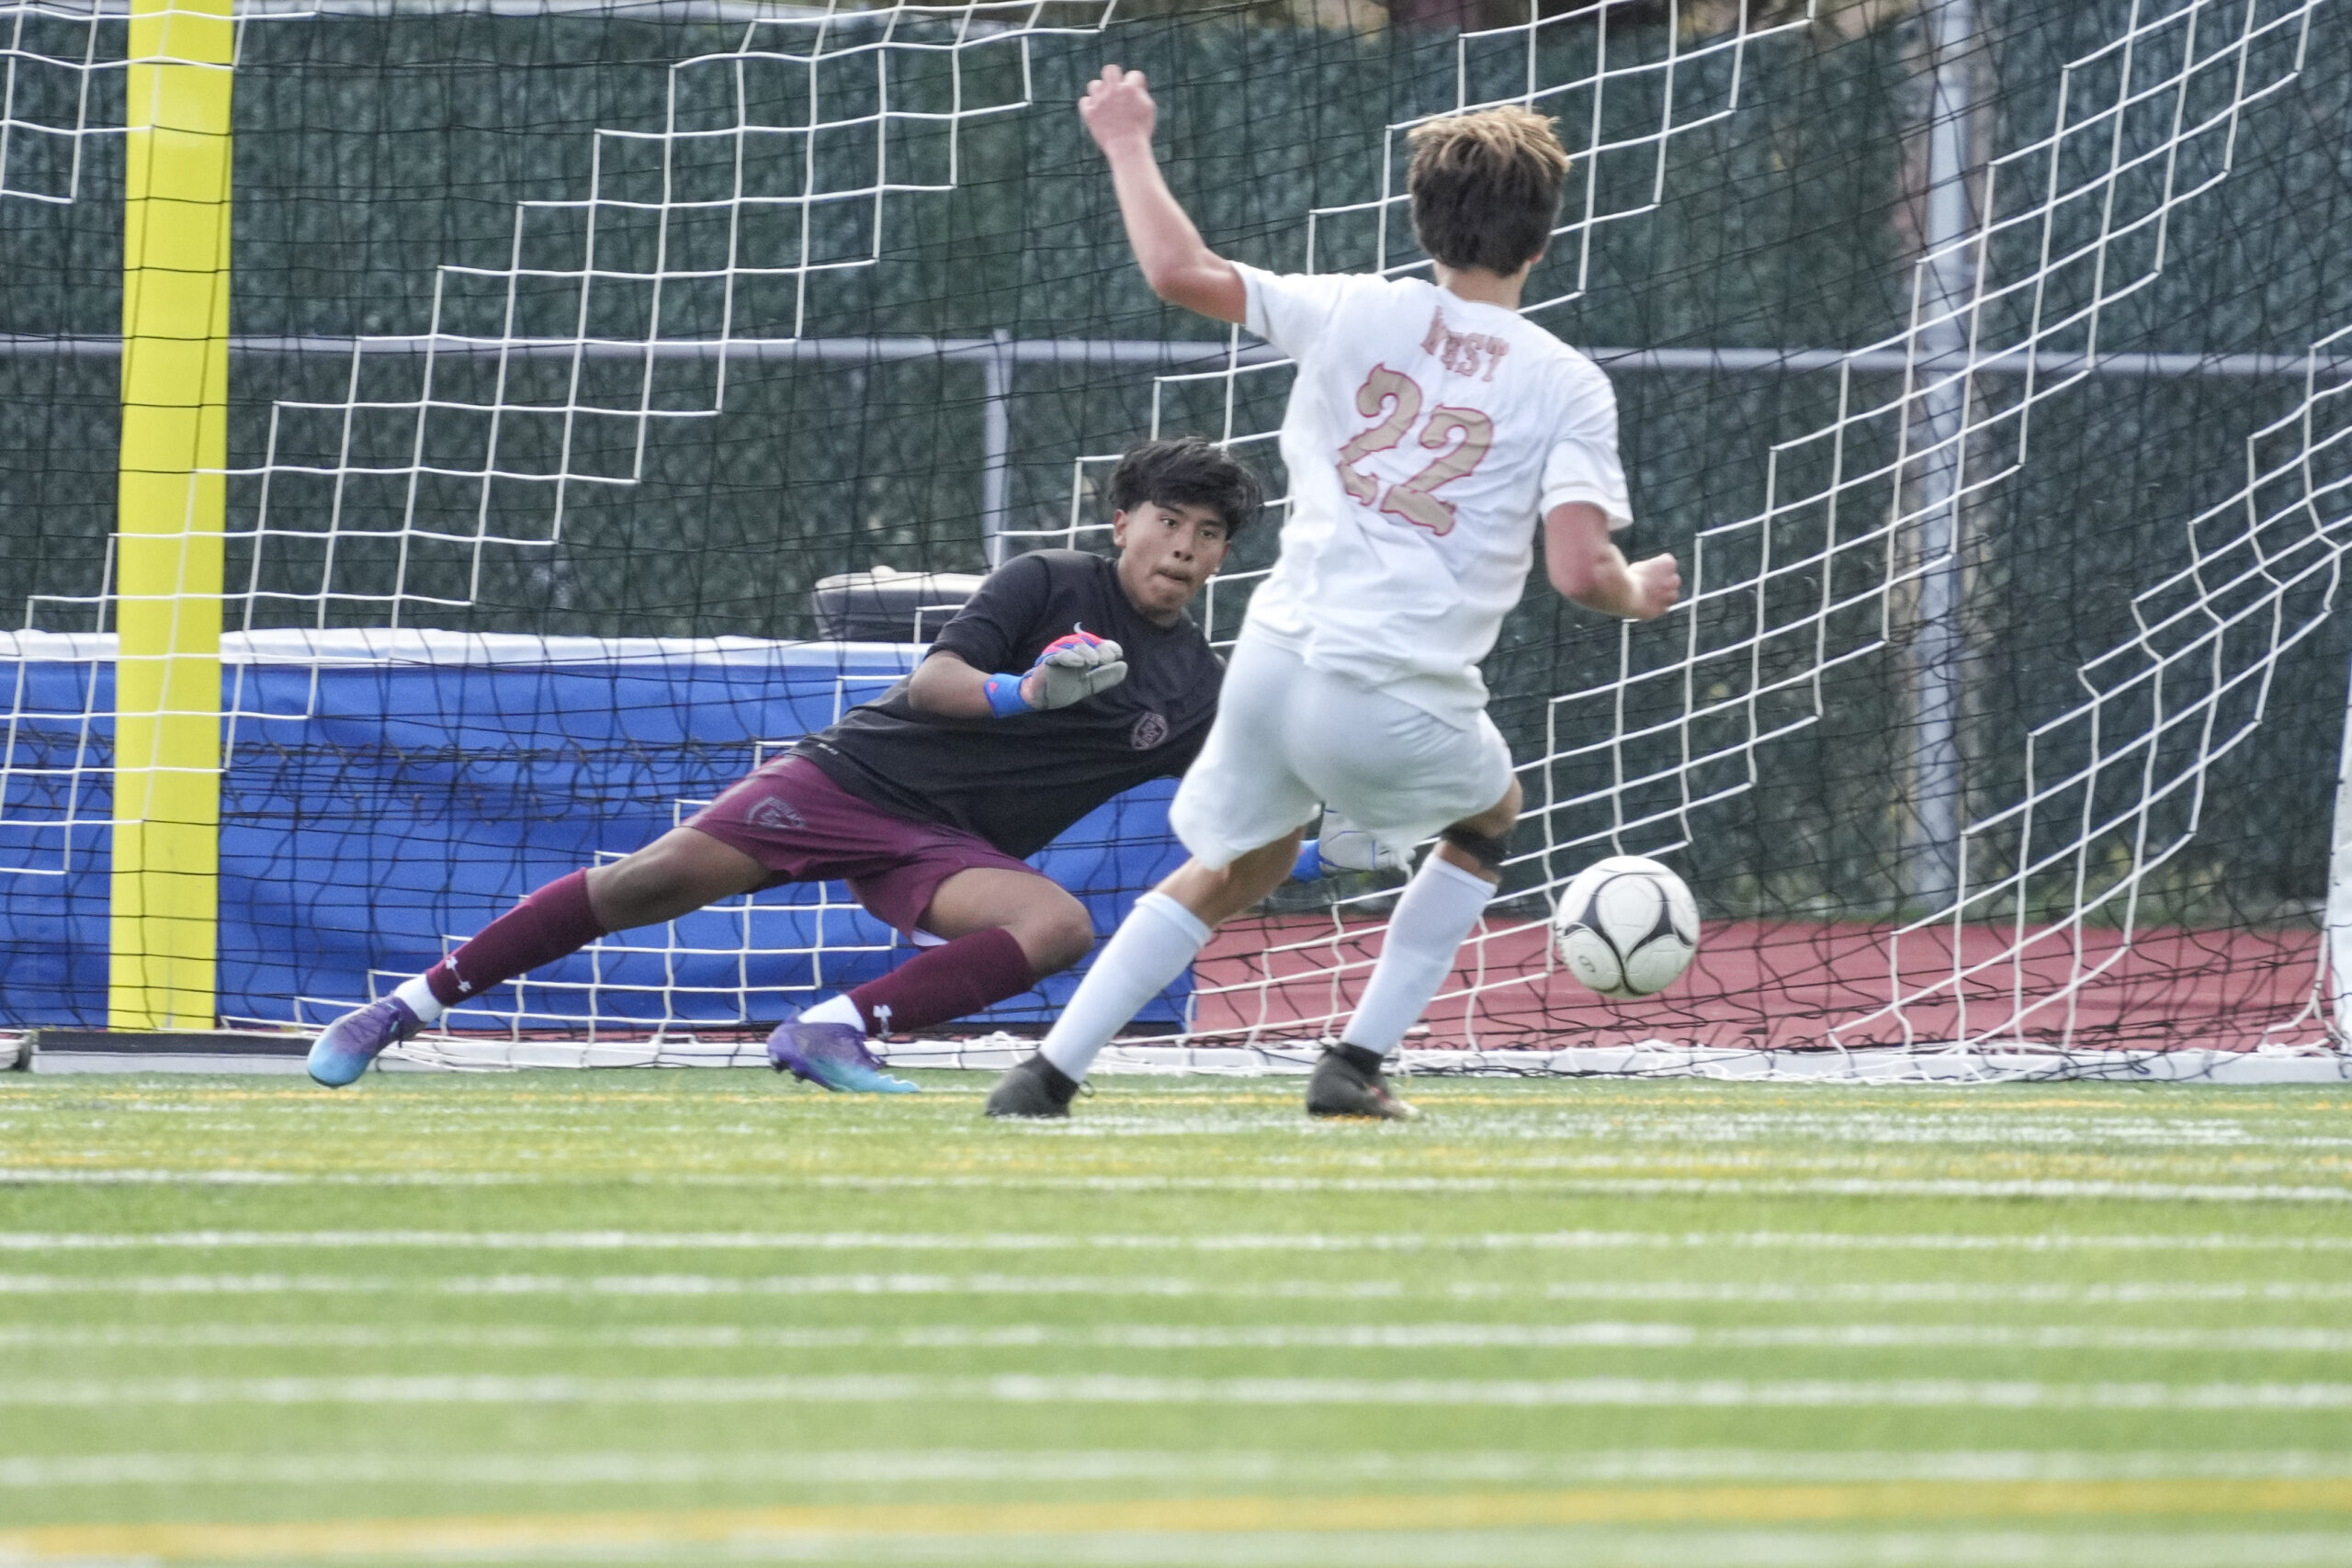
[306,996,424,1088]
[766,1012,917,1094]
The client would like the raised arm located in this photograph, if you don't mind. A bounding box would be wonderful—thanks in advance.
[1544,502,1680,621]
[1080,65,1246,325]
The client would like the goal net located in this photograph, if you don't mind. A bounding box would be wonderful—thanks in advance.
[3,0,2349,1080]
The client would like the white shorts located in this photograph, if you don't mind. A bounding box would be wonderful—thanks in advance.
[1170,632,1514,870]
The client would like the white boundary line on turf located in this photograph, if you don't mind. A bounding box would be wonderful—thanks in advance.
[4,1228,2346,1251]
[10,1375,2352,1408]
[0,1272,1396,1299]
[28,1039,2352,1083]
[6,1322,2349,1353]
[3,1274,2348,1303]
[4,1448,2348,1488]
[5,1169,2349,1201]
[1527,1280,2352,1303]
[874,1044,2352,1087]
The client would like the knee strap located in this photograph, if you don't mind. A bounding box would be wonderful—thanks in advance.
[1440,823,1512,874]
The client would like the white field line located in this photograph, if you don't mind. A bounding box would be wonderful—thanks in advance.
[10,1375,2352,1408]
[5,1169,2351,1202]
[39,1529,2315,1568]
[0,1272,1397,1300]
[1012,1112,2352,1147]
[6,1274,2352,1304]
[3,1228,2347,1253]
[804,1176,2352,1204]
[1057,1536,2352,1568]
[831,1323,2352,1352]
[4,1448,2350,1489]
[70,1530,2309,1568]
[1533,1280,2352,1303]
[6,1322,2350,1353]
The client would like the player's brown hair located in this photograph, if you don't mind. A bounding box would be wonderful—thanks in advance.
[1407,106,1570,276]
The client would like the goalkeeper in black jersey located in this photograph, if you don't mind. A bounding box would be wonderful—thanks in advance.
[308,438,1261,1090]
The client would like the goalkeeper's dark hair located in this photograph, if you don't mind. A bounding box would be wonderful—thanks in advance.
[1408,106,1569,276]
[1108,436,1264,538]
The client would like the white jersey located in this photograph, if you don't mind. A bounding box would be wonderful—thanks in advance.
[1236,264,1633,726]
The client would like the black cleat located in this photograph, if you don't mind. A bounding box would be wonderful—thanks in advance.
[1305,1043,1421,1121]
[985,1052,1081,1119]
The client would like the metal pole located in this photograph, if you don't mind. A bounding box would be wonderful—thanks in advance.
[979,328,1012,568]
[2327,644,2352,1039]
[1905,0,1978,912]
[5,334,2334,380]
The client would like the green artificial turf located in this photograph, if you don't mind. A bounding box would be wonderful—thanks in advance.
[0,1069,2348,1565]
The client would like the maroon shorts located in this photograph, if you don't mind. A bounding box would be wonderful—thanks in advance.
[684,754,1039,939]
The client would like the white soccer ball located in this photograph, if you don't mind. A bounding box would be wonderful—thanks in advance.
[1550,855,1699,999]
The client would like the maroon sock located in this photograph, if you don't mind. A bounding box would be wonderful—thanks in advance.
[427,869,610,1008]
[849,927,1038,1036]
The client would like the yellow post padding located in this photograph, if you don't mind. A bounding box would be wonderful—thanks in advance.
[110,0,235,1031]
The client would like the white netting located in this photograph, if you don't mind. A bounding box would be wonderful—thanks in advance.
[5,3,1116,881]
[6,0,2350,1078]
[1049,0,2349,1072]
[235,4,1110,631]
[0,0,319,205]
[1857,321,2352,1049]
[2,1,109,205]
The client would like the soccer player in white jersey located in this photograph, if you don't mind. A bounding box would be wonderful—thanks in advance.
[985,71,1680,1120]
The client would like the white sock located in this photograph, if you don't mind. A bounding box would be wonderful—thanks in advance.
[1040,892,1212,1081]
[391,973,447,1027]
[1340,855,1493,1056]
[800,994,865,1032]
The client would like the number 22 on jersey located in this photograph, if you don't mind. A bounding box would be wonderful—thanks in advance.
[1334,365,1495,536]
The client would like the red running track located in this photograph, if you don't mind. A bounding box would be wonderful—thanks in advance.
[1190,914,2328,1053]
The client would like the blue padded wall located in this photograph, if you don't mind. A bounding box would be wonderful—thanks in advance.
[0,637,1190,1032]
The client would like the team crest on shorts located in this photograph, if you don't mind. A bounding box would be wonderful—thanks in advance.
[1128,711,1170,750]
[748,795,807,831]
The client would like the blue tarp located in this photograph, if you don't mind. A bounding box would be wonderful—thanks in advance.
[0,634,1190,1031]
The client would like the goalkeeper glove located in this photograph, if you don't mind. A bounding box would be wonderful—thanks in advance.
[1292,811,1411,880]
[982,627,1128,716]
